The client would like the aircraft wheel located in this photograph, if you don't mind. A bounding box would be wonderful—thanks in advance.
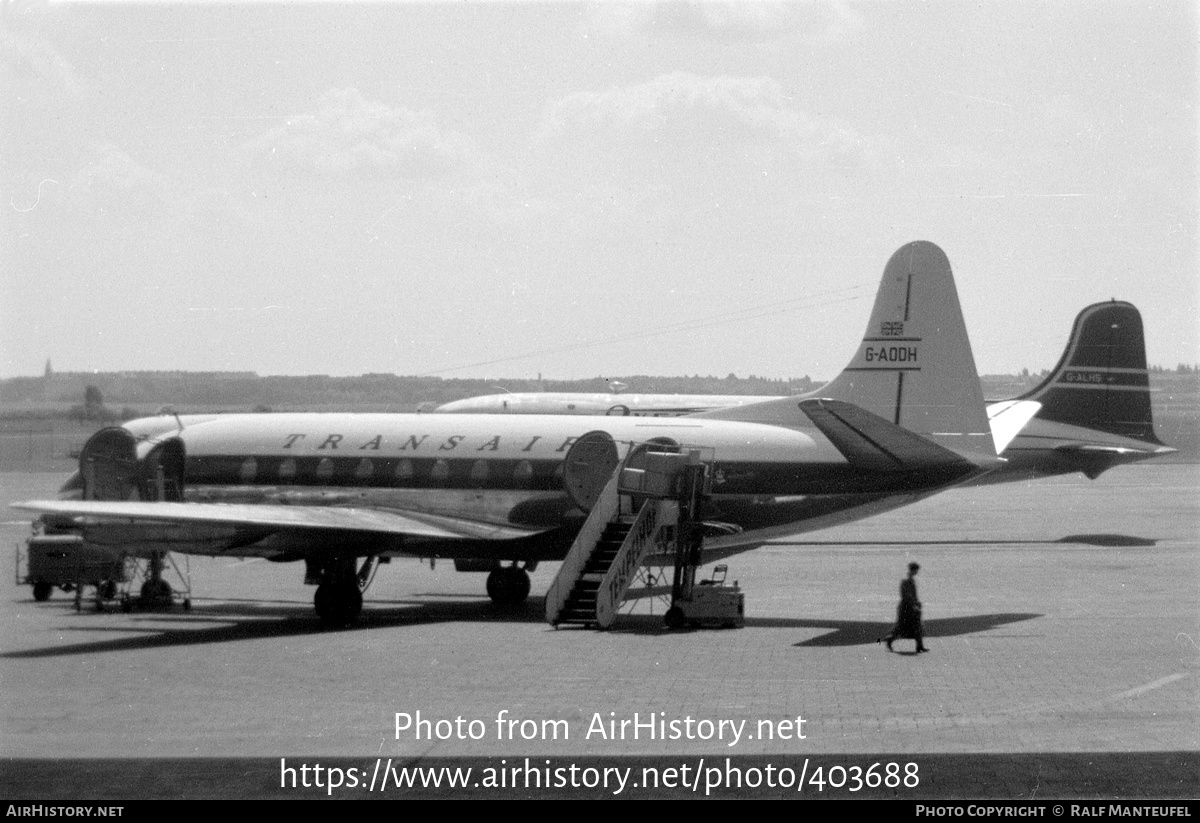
[664,606,686,631]
[485,568,505,602]
[486,566,531,606]
[314,581,363,628]
[32,581,52,602]
[140,578,173,603]
[508,567,531,603]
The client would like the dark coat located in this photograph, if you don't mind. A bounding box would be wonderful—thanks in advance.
[892,577,922,638]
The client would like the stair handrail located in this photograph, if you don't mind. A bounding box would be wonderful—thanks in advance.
[594,498,678,628]
[544,469,622,624]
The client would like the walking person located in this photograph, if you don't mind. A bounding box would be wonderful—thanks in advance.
[879,562,928,653]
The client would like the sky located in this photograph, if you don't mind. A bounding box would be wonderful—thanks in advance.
[2,0,1196,382]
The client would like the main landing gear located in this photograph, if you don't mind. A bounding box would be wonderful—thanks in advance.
[120,551,191,613]
[310,556,378,628]
[486,564,532,607]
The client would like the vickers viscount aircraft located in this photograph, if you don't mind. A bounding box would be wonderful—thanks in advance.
[15,241,1018,627]
[435,391,786,417]
[437,301,1174,483]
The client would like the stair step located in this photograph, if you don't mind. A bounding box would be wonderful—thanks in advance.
[549,494,669,630]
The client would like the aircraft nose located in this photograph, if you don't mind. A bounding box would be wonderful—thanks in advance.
[435,398,501,413]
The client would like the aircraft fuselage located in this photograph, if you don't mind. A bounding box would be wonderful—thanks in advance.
[86,411,977,559]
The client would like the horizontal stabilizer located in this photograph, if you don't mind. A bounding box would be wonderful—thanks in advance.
[1053,443,1176,458]
[799,399,1001,471]
[986,400,1042,454]
[10,500,537,541]
[1047,440,1177,480]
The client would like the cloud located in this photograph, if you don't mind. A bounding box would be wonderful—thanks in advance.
[62,143,258,240]
[243,87,485,179]
[69,143,172,202]
[0,25,85,99]
[585,1,865,43]
[536,72,868,165]
[655,1,797,38]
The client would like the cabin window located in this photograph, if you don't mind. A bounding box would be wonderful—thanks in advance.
[469,460,489,484]
[278,457,297,482]
[395,459,414,481]
[239,457,257,484]
[354,458,374,480]
[513,460,533,484]
[431,459,450,481]
[316,457,335,481]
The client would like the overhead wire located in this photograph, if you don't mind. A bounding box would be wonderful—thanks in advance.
[417,281,871,376]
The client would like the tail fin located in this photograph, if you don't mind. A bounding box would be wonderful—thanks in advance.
[702,241,996,463]
[1015,301,1163,445]
[816,241,992,456]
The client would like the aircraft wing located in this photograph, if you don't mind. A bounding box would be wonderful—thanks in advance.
[11,500,539,542]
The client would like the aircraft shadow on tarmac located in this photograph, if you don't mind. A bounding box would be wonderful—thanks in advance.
[5,591,1043,658]
[1054,534,1157,547]
[772,535,1157,547]
[601,611,1044,645]
[1,595,548,659]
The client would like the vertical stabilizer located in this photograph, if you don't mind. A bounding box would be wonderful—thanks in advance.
[698,241,995,462]
[1015,301,1163,444]
[814,241,994,459]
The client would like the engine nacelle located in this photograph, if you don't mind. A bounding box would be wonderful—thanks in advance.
[79,426,186,502]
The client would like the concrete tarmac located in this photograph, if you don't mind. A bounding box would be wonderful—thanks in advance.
[1,465,1197,798]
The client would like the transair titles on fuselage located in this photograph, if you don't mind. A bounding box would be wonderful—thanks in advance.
[282,431,594,454]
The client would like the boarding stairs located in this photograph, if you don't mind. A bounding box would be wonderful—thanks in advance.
[546,447,703,629]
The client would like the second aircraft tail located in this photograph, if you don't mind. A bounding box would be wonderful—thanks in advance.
[1012,301,1164,445]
